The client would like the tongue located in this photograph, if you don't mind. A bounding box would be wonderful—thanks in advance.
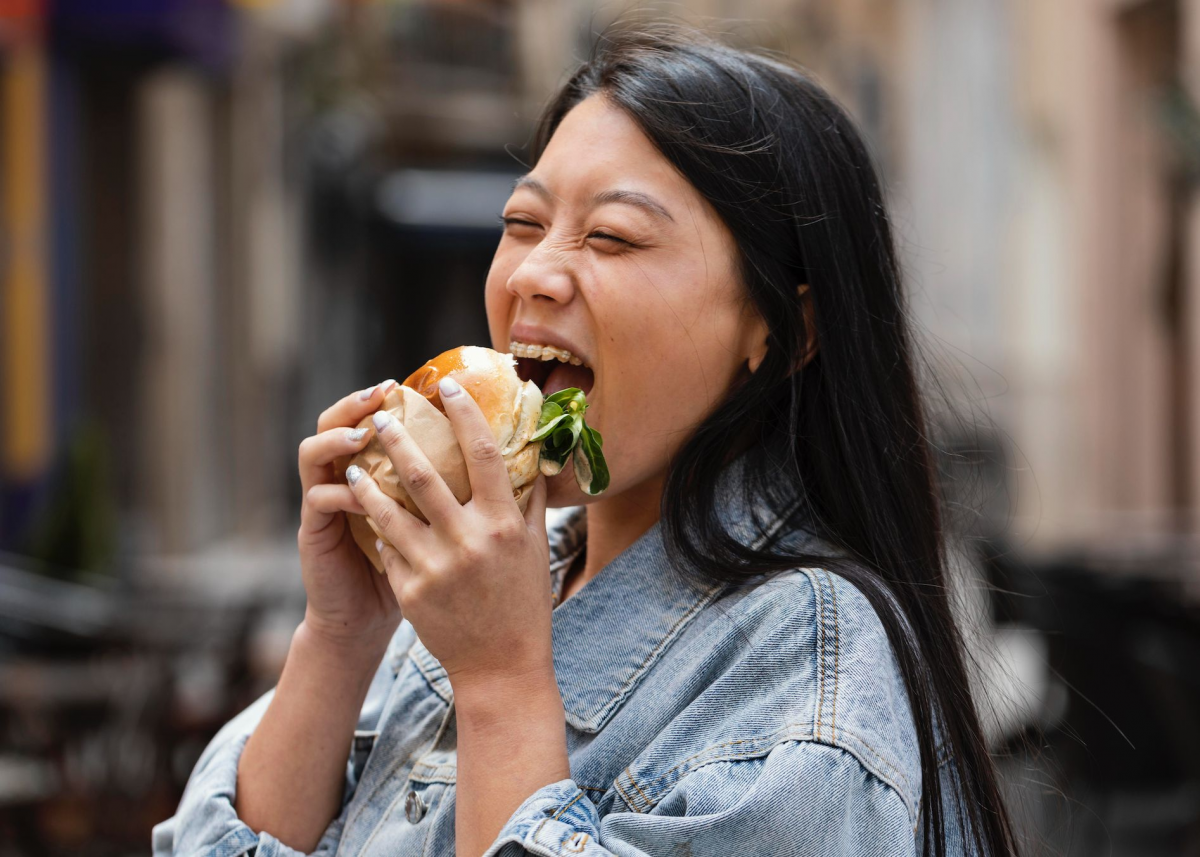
[543,362,594,397]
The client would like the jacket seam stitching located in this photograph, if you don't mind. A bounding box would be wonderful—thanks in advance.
[552,789,586,821]
[624,766,654,810]
[820,570,836,743]
[811,568,826,742]
[626,722,915,812]
[625,730,917,825]
[826,568,840,741]
[824,725,915,803]
[613,775,643,814]
[691,737,918,825]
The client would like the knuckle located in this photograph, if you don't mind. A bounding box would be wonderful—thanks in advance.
[458,541,483,565]
[420,556,447,578]
[377,426,401,450]
[298,435,315,463]
[486,520,520,543]
[404,462,435,492]
[373,505,395,533]
[399,579,423,608]
[467,436,499,463]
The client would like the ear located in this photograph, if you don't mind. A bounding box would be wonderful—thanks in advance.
[746,283,819,375]
[796,283,819,369]
[746,310,770,375]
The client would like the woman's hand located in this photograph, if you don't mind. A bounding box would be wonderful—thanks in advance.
[344,375,554,687]
[346,375,567,856]
[297,380,403,657]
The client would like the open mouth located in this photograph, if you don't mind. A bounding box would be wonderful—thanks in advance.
[510,340,596,398]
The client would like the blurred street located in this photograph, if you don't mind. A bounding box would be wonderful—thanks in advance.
[1,0,1199,854]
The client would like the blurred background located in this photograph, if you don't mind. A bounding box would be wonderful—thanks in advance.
[0,0,1198,854]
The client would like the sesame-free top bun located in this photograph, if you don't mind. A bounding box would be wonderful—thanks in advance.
[402,345,541,456]
[334,346,543,573]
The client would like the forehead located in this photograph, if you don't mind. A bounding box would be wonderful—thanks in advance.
[526,94,687,202]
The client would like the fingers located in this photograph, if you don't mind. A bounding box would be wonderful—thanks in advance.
[370,410,461,528]
[346,464,426,555]
[299,424,375,497]
[300,483,367,536]
[437,377,514,514]
[316,378,397,434]
[375,537,415,594]
[523,473,548,537]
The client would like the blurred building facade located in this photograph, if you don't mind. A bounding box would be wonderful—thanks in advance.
[3,0,1197,576]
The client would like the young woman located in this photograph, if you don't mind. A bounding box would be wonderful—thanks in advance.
[154,23,1018,857]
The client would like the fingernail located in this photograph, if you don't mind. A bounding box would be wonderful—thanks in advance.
[372,410,394,432]
[346,427,368,442]
[375,538,384,554]
[346,464,364,485]
[359,385,377,401]
[439,376,462,398]
[380,378,397,392]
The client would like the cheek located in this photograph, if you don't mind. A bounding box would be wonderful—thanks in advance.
[592,298,746,471]
[593,338,719,468]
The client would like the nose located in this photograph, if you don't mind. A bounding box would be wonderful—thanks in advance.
[505,241,576,305]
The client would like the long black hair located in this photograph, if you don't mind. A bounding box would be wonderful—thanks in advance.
[528,20,1018,857]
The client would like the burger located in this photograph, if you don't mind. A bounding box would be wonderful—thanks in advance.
[334,345,606,573]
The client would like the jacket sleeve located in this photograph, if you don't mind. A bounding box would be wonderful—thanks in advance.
[151,631,401,857]
[482,739,916,857]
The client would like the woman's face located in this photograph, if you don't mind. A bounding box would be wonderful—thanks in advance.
[486,93,767,507]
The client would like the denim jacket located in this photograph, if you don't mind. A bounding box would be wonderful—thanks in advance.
[153,451,954,856]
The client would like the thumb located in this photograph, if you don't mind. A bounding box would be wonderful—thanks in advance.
[523,473,548,536]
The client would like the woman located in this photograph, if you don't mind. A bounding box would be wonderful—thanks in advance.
[154,23,1018,857]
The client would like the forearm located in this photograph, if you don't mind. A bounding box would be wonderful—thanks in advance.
[235,621,385,853]
[452,673,571,857]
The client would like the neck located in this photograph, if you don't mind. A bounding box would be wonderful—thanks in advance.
[578,471,665,584]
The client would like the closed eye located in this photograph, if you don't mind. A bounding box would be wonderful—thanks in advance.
[498,216,633,246]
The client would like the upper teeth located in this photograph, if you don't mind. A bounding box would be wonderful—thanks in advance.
[510,340,586,366]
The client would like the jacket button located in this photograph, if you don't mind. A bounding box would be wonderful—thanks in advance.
[404,789,427,824]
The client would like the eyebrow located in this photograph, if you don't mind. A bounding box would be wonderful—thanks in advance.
[512,175,676,223]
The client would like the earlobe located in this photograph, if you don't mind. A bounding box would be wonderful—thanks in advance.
[745,283,818,376]
[745,311,770,375]
[797,283,819,368]
[747,345,768,375]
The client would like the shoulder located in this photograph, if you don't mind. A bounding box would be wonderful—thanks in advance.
[742,568,921,811]
[627,565,922,825]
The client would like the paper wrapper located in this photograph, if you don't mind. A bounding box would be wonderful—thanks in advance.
[332,385,537,573]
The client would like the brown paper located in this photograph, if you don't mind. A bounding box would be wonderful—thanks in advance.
[333,385,535,573]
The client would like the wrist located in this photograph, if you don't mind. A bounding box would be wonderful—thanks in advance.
[295,617,392,677]
[451,666,565,729]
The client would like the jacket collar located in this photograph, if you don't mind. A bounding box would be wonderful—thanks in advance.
[547,445,813,733]
[406,446,815,733]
